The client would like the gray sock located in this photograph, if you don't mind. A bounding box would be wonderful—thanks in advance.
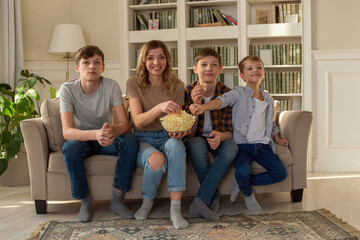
[209,198,220,212]
[110,189,134,219]
[170,200,189,229]
[244,193,262,211]
[189,197,219,221]
[77,194,92,222]
[230,176,241,202]
[134,198,153,220]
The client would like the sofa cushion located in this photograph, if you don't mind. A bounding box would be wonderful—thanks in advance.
[48,152,119,175]
[41,98,65,152]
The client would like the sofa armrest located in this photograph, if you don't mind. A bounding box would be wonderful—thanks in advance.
[20,118,49,200]
[278,111,313,190]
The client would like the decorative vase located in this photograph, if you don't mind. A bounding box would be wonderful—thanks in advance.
[0,144,29,187]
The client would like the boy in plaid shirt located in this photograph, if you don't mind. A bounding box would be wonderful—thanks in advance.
[184,48,238,220]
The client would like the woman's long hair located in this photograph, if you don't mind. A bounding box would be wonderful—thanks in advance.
[135,40,178,99]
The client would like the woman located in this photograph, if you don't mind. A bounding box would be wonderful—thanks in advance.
[126,40,189,229]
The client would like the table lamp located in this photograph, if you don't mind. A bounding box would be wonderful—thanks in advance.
[48,24,86,81]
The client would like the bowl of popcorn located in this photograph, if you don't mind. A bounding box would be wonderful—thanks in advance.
[160,110,196,133]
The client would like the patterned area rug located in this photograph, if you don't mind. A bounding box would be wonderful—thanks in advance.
[28,209,359,240]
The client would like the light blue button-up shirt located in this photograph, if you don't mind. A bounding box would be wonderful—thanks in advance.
[217,85,279,152]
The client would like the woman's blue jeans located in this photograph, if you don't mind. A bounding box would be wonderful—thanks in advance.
[186,137,238,205]
[135,130,186,200]
[62,133,138,199]
[234,143,288,197]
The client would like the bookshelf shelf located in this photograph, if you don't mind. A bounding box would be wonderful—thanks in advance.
[265,65,302,68]
[129,29,178,43]
[247,23,301,38]
[186,26,238,41]
[120,0,311,111]
[129,3,177,10]
[186,0,238,7]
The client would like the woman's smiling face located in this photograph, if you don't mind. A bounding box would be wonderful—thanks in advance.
[145,47,167,77]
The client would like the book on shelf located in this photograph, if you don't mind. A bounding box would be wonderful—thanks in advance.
[233,72,239,88]
[135,10,176,30]
[249,44,302,65]
[190,46,238,67]
[190,8,235,27]
[136,13,148,30]
[261,71,301,94]
[277,99,293,111]
[212,9,228,26]
[272,3,302,23]
[134,0,177,5]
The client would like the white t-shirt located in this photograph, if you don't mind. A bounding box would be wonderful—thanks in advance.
[202,96,212,137]
[246,98,271,144]
[59,77,123,130]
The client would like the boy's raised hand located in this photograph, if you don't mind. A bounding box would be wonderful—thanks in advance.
[191,85,205,104]
[190,103,205,115]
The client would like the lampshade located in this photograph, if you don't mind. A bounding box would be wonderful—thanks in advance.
[48,24,86,54]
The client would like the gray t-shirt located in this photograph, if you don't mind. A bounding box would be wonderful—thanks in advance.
[59,77,123,130]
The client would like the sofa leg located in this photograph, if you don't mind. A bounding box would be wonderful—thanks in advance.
[291,189,303,202]
[35,200,47,214]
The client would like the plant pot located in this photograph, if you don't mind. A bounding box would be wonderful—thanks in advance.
[0,144,29,187]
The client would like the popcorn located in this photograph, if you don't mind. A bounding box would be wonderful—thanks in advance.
[160,110,196,132]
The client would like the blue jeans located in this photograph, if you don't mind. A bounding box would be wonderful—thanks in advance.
[234,143,288,197]
[186,137,238,205]
[62,133,138,199]
[135,130,186,200]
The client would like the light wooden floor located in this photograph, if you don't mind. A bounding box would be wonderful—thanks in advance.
[1,172,360,240]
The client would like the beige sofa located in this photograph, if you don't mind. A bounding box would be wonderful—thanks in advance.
[20,98,312,214]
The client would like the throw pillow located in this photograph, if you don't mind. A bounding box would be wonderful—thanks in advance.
[41,98,65,152]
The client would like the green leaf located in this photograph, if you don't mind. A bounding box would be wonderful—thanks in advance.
[0,157,9,176]
[49,87,57,99]
[6,133,22,159]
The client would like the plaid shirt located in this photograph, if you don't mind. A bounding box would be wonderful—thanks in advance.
[184,81,233,137]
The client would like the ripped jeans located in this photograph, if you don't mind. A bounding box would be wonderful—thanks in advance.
[134,130,187,200]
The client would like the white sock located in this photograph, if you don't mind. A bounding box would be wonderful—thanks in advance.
[244,193,261,211]
[230,176,241,202]
[134,198,153,220]
[77,195,92,222]
[170,200,189,229]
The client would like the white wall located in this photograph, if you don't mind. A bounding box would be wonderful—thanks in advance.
[311,0,360,50]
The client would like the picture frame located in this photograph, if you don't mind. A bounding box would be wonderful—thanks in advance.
[259,49,272,65]
[148,19,159,30]
[285,14,299,23]
[256,9,270,24]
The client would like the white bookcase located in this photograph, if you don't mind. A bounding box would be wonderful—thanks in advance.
[119,0,311,111]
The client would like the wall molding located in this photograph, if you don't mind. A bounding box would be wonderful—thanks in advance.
[312,49,360,61]
[24,60,121,71]
[311,49,360,172]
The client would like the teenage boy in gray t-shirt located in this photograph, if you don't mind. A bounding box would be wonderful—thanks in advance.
[59,45,138,222]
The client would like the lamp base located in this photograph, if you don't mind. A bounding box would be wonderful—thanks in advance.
[63,52,71,81]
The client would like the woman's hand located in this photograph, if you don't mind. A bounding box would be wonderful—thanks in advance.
[168,131,191,140]
[157,101,181,114]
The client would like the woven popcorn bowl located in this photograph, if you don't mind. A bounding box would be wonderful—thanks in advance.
[160,110,196,133]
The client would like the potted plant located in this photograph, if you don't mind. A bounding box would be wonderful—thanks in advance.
[0,70,53,179]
